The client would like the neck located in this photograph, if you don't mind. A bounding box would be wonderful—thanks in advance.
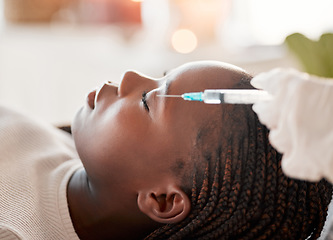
[67,168,161,240]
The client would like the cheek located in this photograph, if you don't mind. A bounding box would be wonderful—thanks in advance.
[78,110,153,176]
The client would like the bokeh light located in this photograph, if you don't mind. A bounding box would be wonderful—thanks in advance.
[171,29,198,54]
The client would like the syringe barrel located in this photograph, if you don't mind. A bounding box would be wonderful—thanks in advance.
[203,89,272,104]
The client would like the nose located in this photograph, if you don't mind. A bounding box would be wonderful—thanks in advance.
[118,70,156,97]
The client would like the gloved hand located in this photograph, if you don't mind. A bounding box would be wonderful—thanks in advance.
[251,68,333,183]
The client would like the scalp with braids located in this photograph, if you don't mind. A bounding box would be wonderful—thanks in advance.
[145,72,333,240]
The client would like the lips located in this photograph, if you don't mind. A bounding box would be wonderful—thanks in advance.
[87,89,97,109]
[86,81,119,110]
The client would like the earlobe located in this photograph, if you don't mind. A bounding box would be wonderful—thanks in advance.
[137,186,191,224]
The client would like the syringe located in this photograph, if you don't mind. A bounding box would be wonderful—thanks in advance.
[157,89,272,104]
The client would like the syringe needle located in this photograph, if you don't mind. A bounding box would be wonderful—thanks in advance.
[157,95,183,98]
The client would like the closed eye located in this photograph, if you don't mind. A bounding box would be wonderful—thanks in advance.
[142,91,150,112]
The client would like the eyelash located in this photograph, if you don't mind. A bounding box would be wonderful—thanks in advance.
[142,91,150,112]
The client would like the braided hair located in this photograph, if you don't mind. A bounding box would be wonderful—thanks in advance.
[145,71,332,240]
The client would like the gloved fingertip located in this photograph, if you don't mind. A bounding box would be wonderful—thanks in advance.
[252,102,268,117]
[252,68,293,93]
[251,103,259,113]
[268,130,286,153]
[251,103,264,117]
[252,103,277,130]
[250,75,266,89]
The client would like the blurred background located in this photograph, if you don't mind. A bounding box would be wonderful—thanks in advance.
[0,0,332,125]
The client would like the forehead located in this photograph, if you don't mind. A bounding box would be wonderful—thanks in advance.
[158,61,247,139]
[167,61,247,91]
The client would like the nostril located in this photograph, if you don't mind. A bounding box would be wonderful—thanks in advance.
[105,81,119,96]
[106,81,119,87]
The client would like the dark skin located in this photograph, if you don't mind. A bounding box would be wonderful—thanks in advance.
[69,61,247,239]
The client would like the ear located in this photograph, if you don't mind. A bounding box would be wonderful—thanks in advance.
[137,185,191,224]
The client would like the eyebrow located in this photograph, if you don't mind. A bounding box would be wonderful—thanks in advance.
[164,77,172,96]
[161,77,174,110]
[160,69,176,110]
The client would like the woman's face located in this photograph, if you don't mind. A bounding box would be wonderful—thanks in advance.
[72,61,245,193]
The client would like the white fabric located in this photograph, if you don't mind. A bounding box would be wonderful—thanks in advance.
[0,105,83,240]
[251,68,333,183]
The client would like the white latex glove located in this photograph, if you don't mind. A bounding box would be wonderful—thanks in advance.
[251,68,333,183]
